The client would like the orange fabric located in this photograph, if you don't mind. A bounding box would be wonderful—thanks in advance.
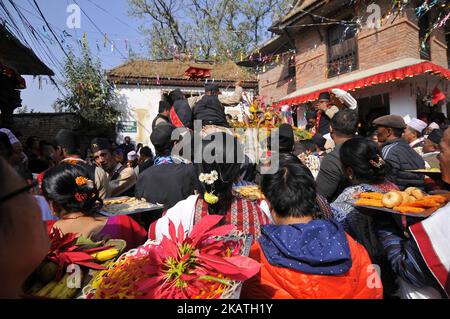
[241,234,383,299]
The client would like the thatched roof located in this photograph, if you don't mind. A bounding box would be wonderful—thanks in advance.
[107,59,257,83]
[0,25,54,76]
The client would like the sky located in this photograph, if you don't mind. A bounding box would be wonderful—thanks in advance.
[4,0,148,112]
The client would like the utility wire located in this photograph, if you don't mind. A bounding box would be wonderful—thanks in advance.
[32,0,76,68]
[72,0,128,60]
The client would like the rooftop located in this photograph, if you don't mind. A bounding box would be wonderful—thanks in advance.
[106,59,257,83]
[0,24,54,76]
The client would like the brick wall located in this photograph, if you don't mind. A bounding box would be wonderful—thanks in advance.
[358,19,421,70]
[285,0,448,92]
[259,62,297,103]
[11,112,116,154]
[11,113,80,143]
[294,27,328,88]
[430,28,448,68]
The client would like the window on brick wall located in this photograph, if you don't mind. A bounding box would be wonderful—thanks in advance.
[327,23,358,78]
[418,11,431,60]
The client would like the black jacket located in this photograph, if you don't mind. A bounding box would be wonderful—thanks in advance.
[152,114,170,130]
[316,144,350,202]
[173,100,193,129]
[381,139,425,190]
[135,163,197,210]
[193,95,229,128]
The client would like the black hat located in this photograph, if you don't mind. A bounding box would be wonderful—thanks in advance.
[168,89,185,103]
[54,129,80,152]
[279,124,294,152]
[427,129,443,145]
[318,92,331,101]
[311,134,326,149]
[91,138,112,153]
[150,123,176,150]
[205,83,219,93]
[159,100,171,113]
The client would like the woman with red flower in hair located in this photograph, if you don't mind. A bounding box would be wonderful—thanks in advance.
[42,164,147,251]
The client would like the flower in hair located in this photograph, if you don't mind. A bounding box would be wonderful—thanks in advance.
[204,192,219,205]
[75,176,88,186]
[199,170,219,185]
[75,176,94,189]
[369,155,385,169]
[74,192,88,203]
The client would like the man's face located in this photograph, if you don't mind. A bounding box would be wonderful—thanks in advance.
[403,127,417,144]
[376,126,389,144]
[10,143,25,165]
[124,137,131,145]
[0,162,50,292]
[315,99,329,111]
[93,149,115,172]
[438,128,450,183]
[52,146,64,163]
[423,138,438,154]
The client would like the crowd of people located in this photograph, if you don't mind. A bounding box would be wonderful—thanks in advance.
[1,83,450,299]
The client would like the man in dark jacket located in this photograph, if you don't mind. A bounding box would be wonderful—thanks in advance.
[152,101,171,130]
[135,123,196,210]
[373,115,425,190]
[316,109,358,201]
[193,84,230,128]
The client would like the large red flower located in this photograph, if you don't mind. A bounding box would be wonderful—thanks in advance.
[134,215,260,299]
[93,215,260,299]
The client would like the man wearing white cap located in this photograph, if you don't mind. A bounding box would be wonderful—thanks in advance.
[0,128,26,167]
[424,122,440,136]
[403,118,428,156]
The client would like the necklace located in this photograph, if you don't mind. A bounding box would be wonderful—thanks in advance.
[61,214,86,220]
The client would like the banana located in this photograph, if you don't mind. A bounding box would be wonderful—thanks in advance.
[28,282,44,295]
[59,272,84,299]
[91,248,119,262]
[35,281,57,297]
[47,273,70,299]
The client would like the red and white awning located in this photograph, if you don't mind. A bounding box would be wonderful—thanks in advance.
[276,58,450,106]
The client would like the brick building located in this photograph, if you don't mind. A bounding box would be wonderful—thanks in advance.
[256,0,449,132]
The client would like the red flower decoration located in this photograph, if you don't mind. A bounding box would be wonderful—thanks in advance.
[74,192,88,203]
[47,229,110,280]
[92,215,260,299]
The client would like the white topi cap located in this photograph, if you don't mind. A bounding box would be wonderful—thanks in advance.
[0,128,20,145]
[127,150,138,161]
[427,122,440,131]
[407,118,428,133]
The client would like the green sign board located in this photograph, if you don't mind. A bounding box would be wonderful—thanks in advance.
[117,121,137,133]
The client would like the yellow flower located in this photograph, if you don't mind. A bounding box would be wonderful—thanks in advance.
[75,176,88,186]
[204,192,219,205]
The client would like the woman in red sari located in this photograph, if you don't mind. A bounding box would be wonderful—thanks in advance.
[42,164,147,251]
